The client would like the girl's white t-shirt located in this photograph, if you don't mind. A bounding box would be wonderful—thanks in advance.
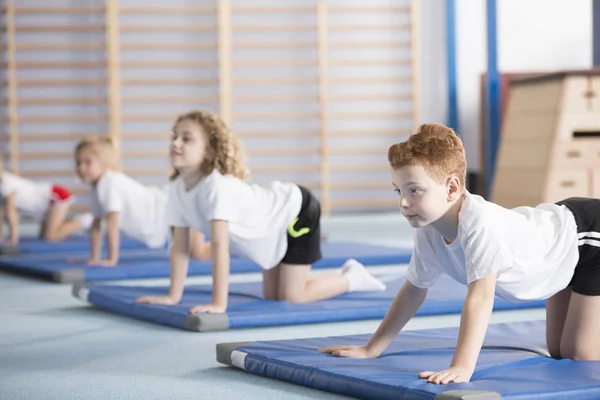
[167,170,302,269]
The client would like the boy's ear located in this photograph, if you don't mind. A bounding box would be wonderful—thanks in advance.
[446,175,462,202]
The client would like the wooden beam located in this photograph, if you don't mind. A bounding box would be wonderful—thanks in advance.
[410,0,421,132]
[121,77,218,86]
[12,6,104,14]
[120,42,217,51]
[120,6,215,14]
[316,0,329,215]
[16,78,107,87]
[16,97,107,106]
[217,0,232,125]
[105,0,122,146]
[5,0,18,173]
[16,43,105,51]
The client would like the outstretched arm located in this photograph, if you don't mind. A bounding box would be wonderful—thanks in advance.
[419,273,497,384]
[189,219,229,314]
[5,194,19,244]
[319,280,428,358]
[135,226,191,305]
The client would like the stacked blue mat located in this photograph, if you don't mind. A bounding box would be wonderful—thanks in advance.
[0,241,412,283]
[0,234,150,255]
[73,272,546,332]
[217,320,600,400]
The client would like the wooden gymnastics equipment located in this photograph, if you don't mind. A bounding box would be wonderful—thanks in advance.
[491,70,600,209]
[0,1,420,215]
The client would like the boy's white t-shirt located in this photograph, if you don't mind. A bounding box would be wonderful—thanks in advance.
[407,191,580,302]
[167,170,303,269]
[0,171,52,219]
[90,170,169,248]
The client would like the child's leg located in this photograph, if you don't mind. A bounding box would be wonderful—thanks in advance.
[277,263,349,303]
[188,228,211,259]
[42,204,84,241]
[545,287,572,359]
[262,265,281,300]
[559,291,600,360]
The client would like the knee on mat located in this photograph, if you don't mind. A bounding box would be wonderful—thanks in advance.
[42,232,61,242]
[281,293,310,304]
[561,344,600,361]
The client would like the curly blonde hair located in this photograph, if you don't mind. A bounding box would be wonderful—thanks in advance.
[74,135,121,171]
[170,110,249,181]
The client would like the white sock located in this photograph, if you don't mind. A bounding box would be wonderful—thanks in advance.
[341,259,386,292]
[76,213,94,231]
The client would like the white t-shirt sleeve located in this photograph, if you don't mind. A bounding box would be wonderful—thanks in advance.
[406,229,443,289]
[0,174,15,197]
[166,182,188,228]
[94,174,123,216]
[204,176,242,222]
[461,223,512,285]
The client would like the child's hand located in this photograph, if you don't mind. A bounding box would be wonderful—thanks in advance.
[418,366,473,385]
[189,303,226,314]
[1,237,18,245]
[135,295,179,305]
[86,258,117,267]
[317,345,374,358]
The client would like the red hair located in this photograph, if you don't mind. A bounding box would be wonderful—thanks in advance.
[387,123,466,186]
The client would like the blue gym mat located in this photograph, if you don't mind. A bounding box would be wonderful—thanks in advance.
[0,234,151,255]
[1,242,412,283]
[73,272,545,331]
[217,320,600,400]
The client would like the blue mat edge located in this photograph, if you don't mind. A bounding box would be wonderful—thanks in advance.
[0,243,413,282]
[81,282,547,332]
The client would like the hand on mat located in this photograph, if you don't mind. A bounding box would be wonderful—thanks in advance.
[0,237,18,245]
[418,366,473,385]
[86,258,117,267]
[317,345,373,358]
[189,303,226,314]
[135,296,179,305]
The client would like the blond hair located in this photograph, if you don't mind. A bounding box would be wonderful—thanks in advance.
[387,123,467,186]
[74,135,121,171]
[170,110,249,181]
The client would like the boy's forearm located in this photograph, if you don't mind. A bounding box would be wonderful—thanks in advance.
[450,292,495,371]
[366,281,427,357]
[211,242,230,308]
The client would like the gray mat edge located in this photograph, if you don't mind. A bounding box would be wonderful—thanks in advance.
[435,390,503,400]
[54,268,85,283]
[216,342,252,366]
[185,313,230,332]
[0,245,19,256]
[71,282,89,302]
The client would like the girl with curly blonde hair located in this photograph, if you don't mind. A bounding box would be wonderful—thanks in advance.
[74,136,209,266]
[136,110,386,313]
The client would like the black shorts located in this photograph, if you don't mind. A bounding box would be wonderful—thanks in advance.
[279,185,322,265]
[555,197,600,296]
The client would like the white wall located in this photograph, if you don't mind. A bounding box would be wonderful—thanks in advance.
[452,0,593,171]
[418,0,448,125]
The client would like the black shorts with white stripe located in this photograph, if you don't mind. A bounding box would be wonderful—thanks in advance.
[556,197,600,296]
